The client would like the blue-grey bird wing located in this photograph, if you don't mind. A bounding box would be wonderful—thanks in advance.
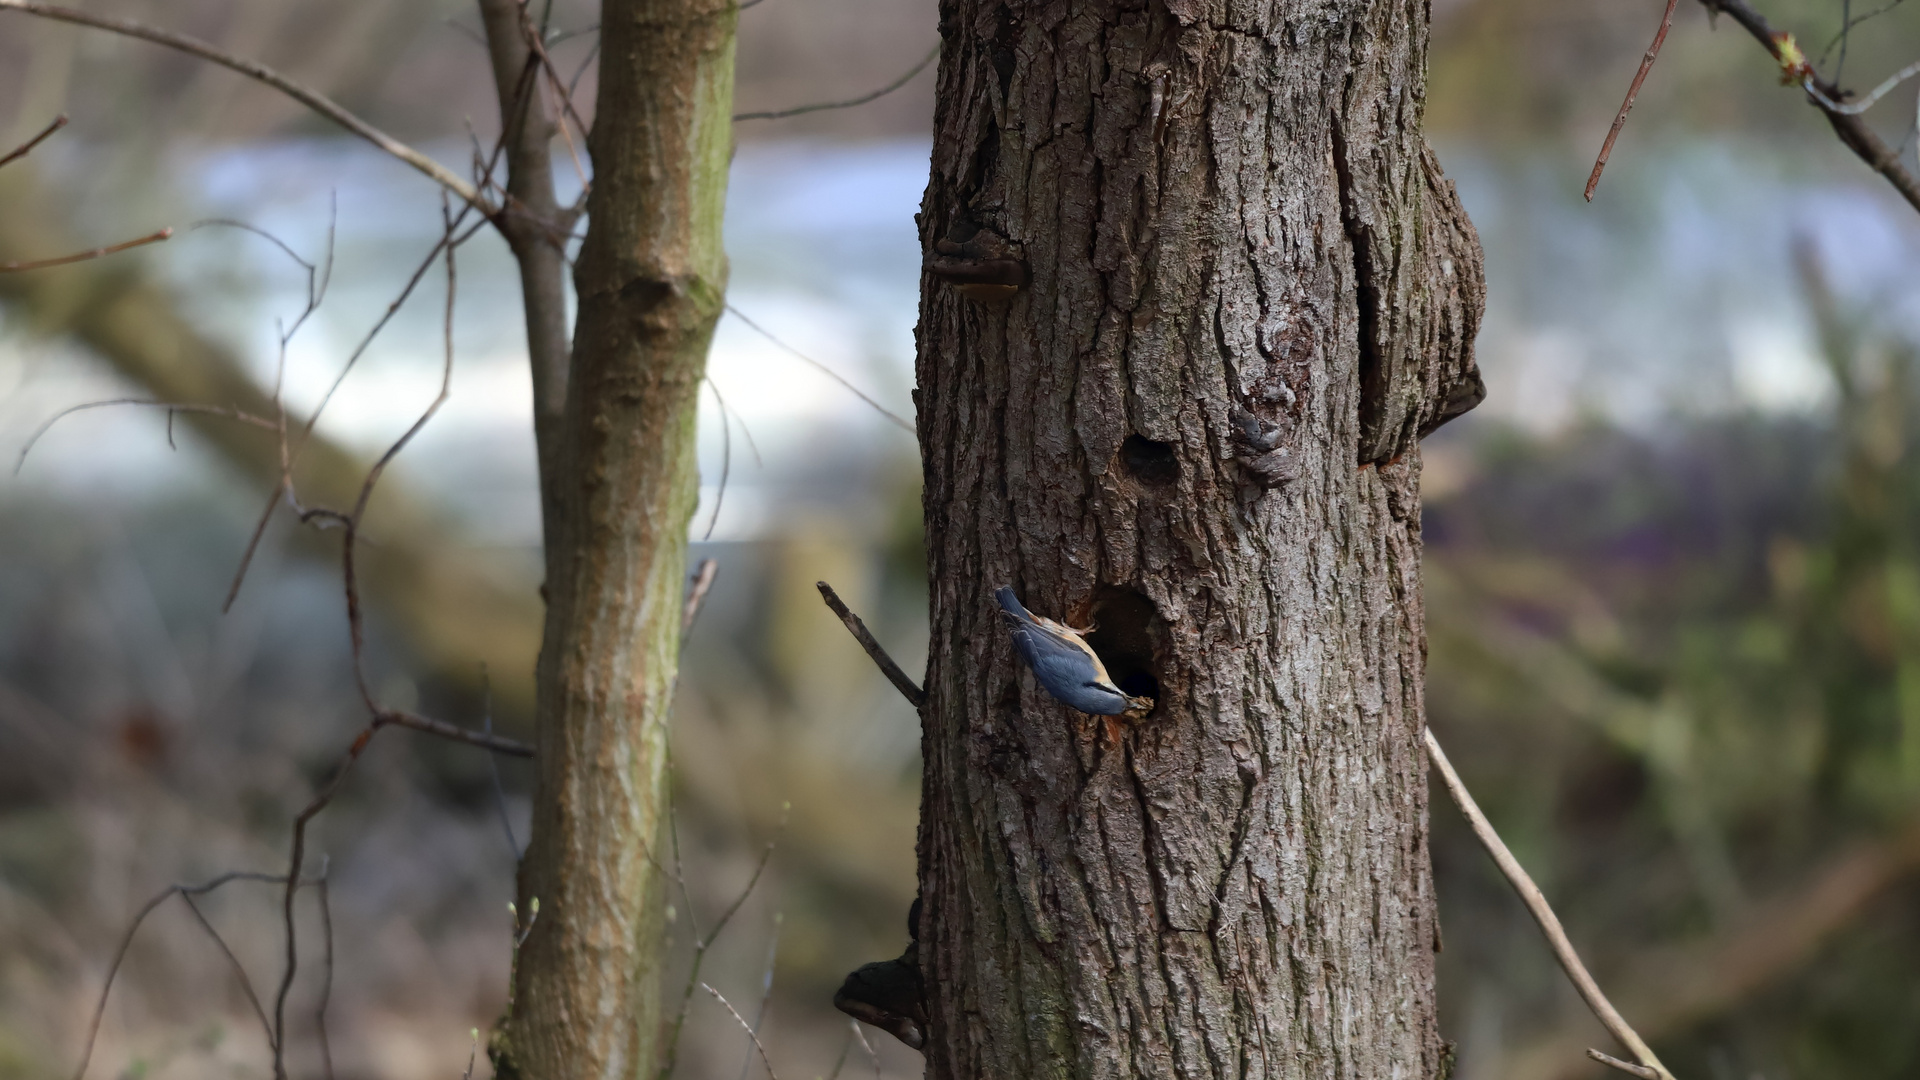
[1009,624,1128,715]
[998,586,1130,715]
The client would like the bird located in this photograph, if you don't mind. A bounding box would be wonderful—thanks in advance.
[995,586,1154,717]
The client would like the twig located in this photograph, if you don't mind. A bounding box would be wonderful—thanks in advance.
[0,227,173,272]
[271,739,369,1080]
[178,894,275,1048]
[824,1027,855,1080]
[316,862,336,1080]
[0,112,65,169]
[816,581,925,708]
[17,400,277,474]
[1804,57,1920,115]
[269,203,485,1080]
[515,4,592,170]
[734,42,938,121]
[1499,811,1920,1080]
[1423,728,1676,1080]
[850,1020,882,1080]
[659,819,784,1080]
[683,558,720,638]
[1588,1049,1661,1079]
[220,213,488,612]
[505,898,541,1013]
[1818,0,1909,67]
[704,380,733,542]
[703,984,781,1080]
[0,1,489,213]
[1838,0,1853,83]
[71,872,316,1080]
[374,708,534,756]
[723,304,914,432]
[1585,0,1680,201]
[706,379,764,467]
[1697,0,1920,214]
[480,668,525,859]
[736,912,784,1080]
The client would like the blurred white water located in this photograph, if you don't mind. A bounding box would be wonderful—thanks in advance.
[5,135,1919,528]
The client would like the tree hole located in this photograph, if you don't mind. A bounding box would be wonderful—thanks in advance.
[1083,585,1166,707]
[1119,435,1179,488]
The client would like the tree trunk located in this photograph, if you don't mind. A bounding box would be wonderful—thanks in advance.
[913,1,1483,1077]
[498,1,736,1078]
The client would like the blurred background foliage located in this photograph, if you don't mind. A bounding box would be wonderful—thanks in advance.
[2,1,1920,1079]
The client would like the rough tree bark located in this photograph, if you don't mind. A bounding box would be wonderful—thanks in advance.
[494,1,736,1078]
[913,0,1483,1077]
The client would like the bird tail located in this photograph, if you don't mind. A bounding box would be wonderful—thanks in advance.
[993,585,1032,623]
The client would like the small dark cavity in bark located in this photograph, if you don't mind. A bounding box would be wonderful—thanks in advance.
[1119,434,1180,488]
[1083,584,1168,706]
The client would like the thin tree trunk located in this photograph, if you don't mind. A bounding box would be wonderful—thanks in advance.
[475,0,576,570]
[497,1,736,1077]
[914,1,1483,1077]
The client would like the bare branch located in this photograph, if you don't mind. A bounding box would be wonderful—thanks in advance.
[736,913,784,1080]
[178,894,276,1049]
[1819,0,1909,67]
[816,581,926,709]
[271,730,377,1080]
[1805,57,1920,115]
[704,381,733,542]
[375,708,535,756]
[267,201,499,1080]
[734,42,938,121]
[0,112,65,169]
[476,0,577,562]
[660,818,784,1080]
[0,0,490,214]
[703,984,781,1080]
[850,1020,883,1080]
[480,669,525,858]
[1588,1049,1661,1079]
[724,304,914,432]
[1586,0,1679,200]
[316,866,336,1080]
[824,1027,855,1080]
[17,399,278,474]
[0,227,173,272]
[683,558,720,638]
[1697,0,1920,214]
[71,872,316,1080]
[1423,727,1676,1080]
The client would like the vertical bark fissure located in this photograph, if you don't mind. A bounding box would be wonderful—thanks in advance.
[1327,108,1384,469]
[498,2,736,1078]
[915,2,1480,1079]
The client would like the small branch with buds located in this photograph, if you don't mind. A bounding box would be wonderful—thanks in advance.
[1586,0,1681,200]
[1695,0,1920,215]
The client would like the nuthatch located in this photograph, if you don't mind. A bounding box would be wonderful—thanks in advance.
[995,586,1154,717]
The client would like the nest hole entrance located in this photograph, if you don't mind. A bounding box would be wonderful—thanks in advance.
[1083,585,1165,705]
[1120,435,1179,488]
